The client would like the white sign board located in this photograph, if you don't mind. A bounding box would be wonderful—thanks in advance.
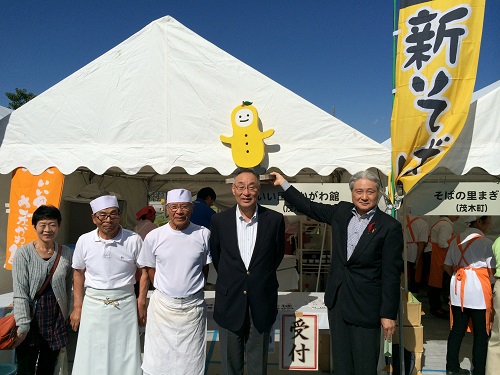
[280,314,318,371]
[406,182,500,216]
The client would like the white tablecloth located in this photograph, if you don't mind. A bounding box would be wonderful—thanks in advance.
[204,291,328,330]
[0,290,325,330]
[207,255,299,291]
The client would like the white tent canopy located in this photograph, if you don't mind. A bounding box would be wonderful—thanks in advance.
[0,106,12,119]
[0,16,390,177]
[0,16,391,293]
[436,80,500,176]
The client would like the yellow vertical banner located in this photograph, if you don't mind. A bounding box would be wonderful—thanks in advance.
[391,0,485,194]
[4,167,65,270]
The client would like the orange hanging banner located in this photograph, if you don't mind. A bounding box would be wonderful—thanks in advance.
[4,167,65,270]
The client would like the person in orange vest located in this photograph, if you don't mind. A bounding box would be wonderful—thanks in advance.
[444,216,494,375]
[427,215,459,318]
[405,214,429,293]
[486,235,500,375]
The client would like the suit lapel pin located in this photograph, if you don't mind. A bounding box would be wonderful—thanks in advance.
[367,222,376,233]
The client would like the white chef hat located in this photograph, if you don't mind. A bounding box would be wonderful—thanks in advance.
[167,189,192,204]
[90,195,119,214]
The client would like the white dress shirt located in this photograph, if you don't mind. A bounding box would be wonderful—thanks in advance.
[235,205,258,270]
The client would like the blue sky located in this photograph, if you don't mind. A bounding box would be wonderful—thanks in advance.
[1,1,498,142]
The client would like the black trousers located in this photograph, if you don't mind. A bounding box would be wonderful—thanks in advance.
[16,334,60,375]
[407,261,418,293]
[428,285,444,312]
[429,271,451,312]
[328,301,380,375]
[219,306,270,375]
[446,306,488,375]
[442,271,452,302]
[421,251,432,287]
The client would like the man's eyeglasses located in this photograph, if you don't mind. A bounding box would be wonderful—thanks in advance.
[233,185,259,193]
[167,204,192,211]
[94,212,120,221]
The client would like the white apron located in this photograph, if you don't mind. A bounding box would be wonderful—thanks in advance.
[142,289,207,375]
[72,285,141,375]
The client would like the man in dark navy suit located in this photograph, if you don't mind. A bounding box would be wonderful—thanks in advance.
[271,170,403,375]
[210,169,285,375]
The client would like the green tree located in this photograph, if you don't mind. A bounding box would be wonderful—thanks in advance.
[5,88,37,109]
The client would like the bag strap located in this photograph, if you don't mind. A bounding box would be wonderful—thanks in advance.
[34,243,62,300]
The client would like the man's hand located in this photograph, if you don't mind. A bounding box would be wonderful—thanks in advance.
[137,267,150,327]
[137,299,147,327]
[12,331,27,348]
[269,172,286,187]
[381,318,396,341]
[70,307,82,331]
[71,268,85,332]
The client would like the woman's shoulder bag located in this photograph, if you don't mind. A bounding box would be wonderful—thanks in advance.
[0,244,62,350]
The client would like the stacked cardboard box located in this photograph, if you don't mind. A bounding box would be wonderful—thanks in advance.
[394,291,424,375]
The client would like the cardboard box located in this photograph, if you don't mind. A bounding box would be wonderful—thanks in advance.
[393,325,424,353]
[399,291,423,327]
[414,351,423,371]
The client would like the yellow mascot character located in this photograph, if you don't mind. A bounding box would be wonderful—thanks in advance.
[220,101,274,168]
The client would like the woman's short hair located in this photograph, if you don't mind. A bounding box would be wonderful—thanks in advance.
[32,205,62,226]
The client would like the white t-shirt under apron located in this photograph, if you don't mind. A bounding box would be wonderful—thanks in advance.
[138,222,211,296]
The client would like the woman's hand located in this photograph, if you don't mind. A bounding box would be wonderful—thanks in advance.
[12,331,27,348]
[70,307,82,331]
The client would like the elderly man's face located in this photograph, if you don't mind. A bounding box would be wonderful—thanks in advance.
[167,202,193,230]
[232,172,260,211]
[92,207,121,239]
[351,178,379,215]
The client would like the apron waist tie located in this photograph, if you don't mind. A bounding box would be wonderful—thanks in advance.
[85,294,131,307]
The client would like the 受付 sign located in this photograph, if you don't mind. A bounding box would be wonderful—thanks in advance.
[280,314,318,371]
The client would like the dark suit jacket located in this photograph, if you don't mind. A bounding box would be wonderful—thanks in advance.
[210,204,285,332]
[283,186,403,328]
